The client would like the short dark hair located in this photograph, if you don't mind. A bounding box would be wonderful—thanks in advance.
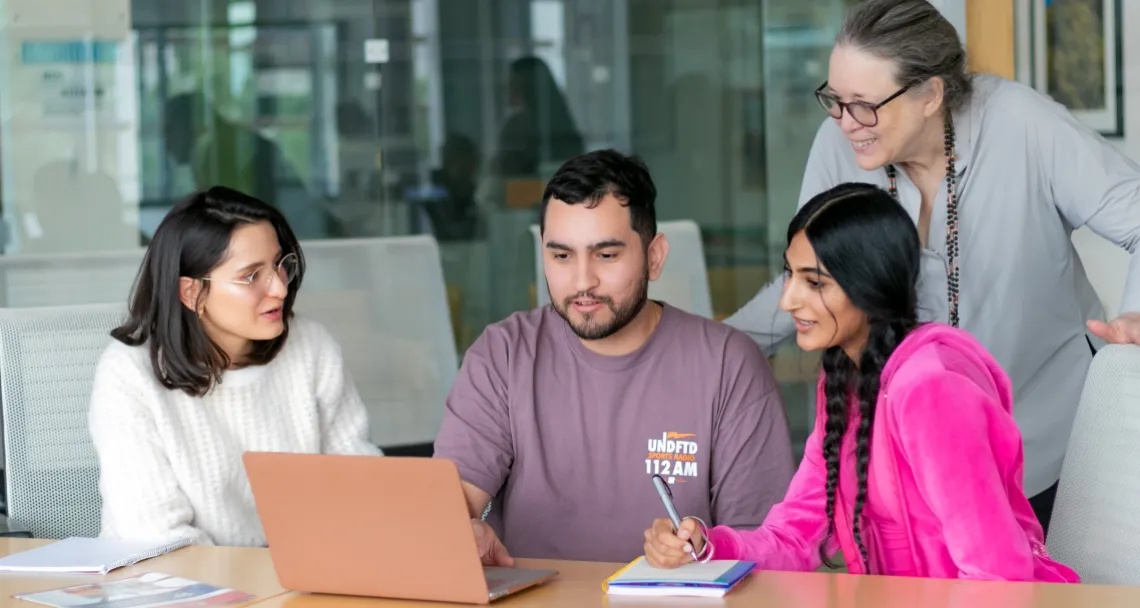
[539,149,657,248]
[112,186,305,397]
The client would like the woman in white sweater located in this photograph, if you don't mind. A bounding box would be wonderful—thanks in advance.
[88,186,381,547]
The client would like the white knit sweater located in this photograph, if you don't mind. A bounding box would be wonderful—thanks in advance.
[88,317,381,547]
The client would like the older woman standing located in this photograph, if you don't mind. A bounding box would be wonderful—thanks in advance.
[726,0,1140,536]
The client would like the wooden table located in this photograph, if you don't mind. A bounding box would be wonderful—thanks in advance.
[0,538,287,606]
[251,557,1140,608]
[3,540,1140,607]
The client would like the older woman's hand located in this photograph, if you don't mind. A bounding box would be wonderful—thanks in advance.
[1088,312,1140,345]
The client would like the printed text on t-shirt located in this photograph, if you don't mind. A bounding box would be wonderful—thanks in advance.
[646,432,700,483]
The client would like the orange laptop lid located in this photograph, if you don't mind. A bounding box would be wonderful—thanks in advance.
[243,453,498,604]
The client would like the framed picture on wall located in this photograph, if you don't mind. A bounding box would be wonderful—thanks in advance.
[1031,0,1124,137]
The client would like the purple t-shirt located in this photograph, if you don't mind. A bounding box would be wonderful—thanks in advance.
[434,303,794,562]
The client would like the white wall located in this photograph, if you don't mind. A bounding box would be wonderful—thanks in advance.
[929,0,967,43]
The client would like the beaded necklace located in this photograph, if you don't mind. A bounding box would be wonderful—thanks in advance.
[884,116,960,327]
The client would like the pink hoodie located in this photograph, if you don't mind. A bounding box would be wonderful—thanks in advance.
[705,323,1079,582]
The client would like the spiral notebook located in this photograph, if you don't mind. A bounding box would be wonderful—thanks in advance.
[603,557,755,598]
[0,537,192,575]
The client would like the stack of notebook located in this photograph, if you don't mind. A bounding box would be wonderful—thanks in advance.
[603,557,756,598]
[0,537,191,575]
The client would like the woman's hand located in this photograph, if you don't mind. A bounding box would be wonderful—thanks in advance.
[1088,312,1140,345]
[643,517,705,569]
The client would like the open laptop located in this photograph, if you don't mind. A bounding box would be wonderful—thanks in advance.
[243,452,557,604]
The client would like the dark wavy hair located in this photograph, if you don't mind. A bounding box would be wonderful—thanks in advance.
[112,186,305,397]
[786,182,920,569]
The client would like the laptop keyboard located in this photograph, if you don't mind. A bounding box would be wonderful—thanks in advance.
[484,567,519,590]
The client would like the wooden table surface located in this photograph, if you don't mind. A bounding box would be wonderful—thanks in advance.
[3,539,1140,607]
[0,538,286,606]
[251,557,1140,608]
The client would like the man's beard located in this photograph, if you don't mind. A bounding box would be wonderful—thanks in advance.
[552,270,650,341]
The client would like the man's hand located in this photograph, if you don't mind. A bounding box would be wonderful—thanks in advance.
[472,519,514,567]
[1088,312,1140,345]
[461,481,493,519]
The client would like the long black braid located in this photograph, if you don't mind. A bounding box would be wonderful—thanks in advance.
[819,347,852,568]
[817,319,914,569]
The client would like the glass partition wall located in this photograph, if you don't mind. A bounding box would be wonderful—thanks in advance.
[0,0,855,455]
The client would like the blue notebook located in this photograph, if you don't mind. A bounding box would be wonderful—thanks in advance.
[603,557,756,597]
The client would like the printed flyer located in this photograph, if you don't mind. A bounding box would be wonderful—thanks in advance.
[14,572,254,608]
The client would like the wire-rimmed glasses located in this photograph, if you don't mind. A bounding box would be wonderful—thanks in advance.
[199,252,299,293]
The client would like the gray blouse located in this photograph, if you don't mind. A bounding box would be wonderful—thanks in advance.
[725,74,1140,497]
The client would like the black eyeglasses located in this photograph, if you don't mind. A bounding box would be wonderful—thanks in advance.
[814,81,911,127]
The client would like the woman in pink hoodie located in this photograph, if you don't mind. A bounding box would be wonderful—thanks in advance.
[643,183,1079,582]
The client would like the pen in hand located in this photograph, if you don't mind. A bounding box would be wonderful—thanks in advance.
[651,474,698,562]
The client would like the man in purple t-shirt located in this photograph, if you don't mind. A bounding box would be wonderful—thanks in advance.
[435,149,795,564]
